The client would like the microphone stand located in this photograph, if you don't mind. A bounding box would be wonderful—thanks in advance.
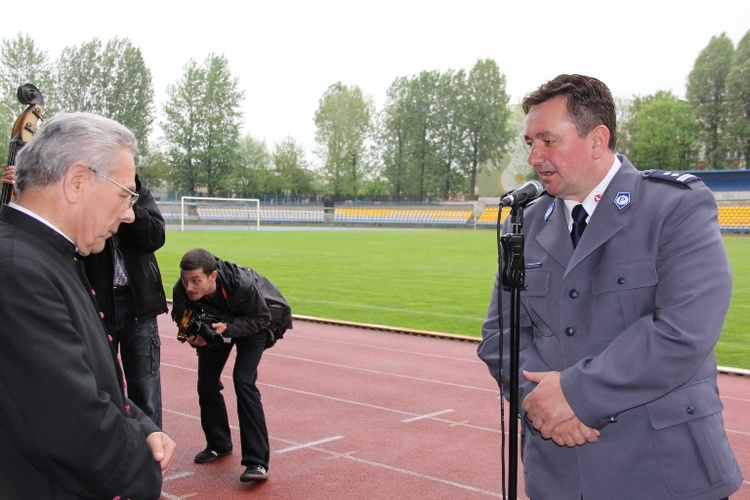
[498,203,527,500]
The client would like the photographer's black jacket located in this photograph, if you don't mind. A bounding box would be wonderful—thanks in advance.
[83,176,168,322]
[171,258,292,341]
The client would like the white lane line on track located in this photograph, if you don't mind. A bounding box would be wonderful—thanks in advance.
[163,408,503,496]
[159,493,184,500]
[275,436,345,453]
[163,471,193,481]
[290,443,503,498]
[285,296,482,321]
[286,334,479,363]
[261,382,501,433]
[264,354,498,393]
[160,369,501,434]
[402,409,455,423]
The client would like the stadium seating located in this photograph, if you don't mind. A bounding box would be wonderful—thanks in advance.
[157,202,750,232]
[475,207,509,227]
[718,206,750,233]
[334,208,472,226]
[260,209,325,224]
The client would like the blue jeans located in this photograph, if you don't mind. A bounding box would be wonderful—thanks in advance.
[107,291,162,428]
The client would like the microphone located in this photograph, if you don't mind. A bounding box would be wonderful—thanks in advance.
[499,180,545,207]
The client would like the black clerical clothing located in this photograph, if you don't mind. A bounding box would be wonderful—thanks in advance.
[0,206,162,499]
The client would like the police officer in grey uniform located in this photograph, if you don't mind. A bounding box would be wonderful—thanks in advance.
[478,74,742,500]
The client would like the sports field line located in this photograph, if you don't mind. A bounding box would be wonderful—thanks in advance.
[288,296,484,321]
[295,334,478,363]
[162,407,504,498]
[266,353,498,394]
[160,362,500,434]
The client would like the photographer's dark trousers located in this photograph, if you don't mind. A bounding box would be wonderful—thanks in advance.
[196,332,269,469]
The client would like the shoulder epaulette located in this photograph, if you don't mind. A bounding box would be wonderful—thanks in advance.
[643,170,702,188]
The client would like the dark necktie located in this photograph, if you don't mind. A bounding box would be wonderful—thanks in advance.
[570,204,588,248]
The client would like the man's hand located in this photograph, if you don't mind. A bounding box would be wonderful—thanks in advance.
[186,335,207,347]
[2,164,16,185]
[547,416,600,447]
[522,370,601,447]
[522,370,575,436]
[211,322,227,335]
[146,431,176,477]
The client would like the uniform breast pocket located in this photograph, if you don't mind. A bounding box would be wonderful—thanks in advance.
[523,269,551,297]
[521,270,552,337]
[591,258,657,340]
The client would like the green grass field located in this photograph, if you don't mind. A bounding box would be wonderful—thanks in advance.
[156,228,750,370]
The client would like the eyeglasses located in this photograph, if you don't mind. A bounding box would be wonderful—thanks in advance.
[87,166,139,209]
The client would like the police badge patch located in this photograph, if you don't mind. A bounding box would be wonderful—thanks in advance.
[544,201,555,222]
[614,192,631,210]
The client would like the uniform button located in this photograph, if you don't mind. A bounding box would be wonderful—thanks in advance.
[565,327,575,337]
[569,289,579,299]
[617,276,625,284]
[686,406,695,415]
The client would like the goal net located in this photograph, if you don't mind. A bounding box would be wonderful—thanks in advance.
[180,196,261,231]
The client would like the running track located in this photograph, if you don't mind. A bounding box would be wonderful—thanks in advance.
[155,310,750,499]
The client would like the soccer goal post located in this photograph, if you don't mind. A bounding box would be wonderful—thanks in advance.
[180,196,261,231]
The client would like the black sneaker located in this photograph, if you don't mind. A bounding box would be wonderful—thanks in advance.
[240,464,269,482]
[194,448,231,463]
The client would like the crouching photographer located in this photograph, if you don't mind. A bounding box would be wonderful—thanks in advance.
[172,248,292,484]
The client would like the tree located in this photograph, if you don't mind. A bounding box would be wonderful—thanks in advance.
[234,135,271,197]
[463,59,512,199]
[402,70,439,201]
[314,82,373,200]
[429,69,468,200]
[0,33,56,162]
[379,64,512,201]
[687,33,735,169]
[137,148,171,190]
[161,54,243,196]
[379,77,412,201]
[615,96,636,157]
[727,30,750,169]
[198,54,243,196]
[272,137,314,201]
[628,91,700,171]
[162,59,205,194]
[56,37,154,155]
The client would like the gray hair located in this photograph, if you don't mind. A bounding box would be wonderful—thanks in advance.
[15,112,138,192]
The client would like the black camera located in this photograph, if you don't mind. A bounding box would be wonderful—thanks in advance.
[180,312,225,347]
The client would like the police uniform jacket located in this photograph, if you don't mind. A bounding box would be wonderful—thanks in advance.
[478,156,743,499]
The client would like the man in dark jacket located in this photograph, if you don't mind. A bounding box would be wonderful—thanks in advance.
[83,174,168,427]
[172,248,292,483]
[0,112,175,498]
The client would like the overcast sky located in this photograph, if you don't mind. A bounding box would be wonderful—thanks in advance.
[17,0,750,160]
